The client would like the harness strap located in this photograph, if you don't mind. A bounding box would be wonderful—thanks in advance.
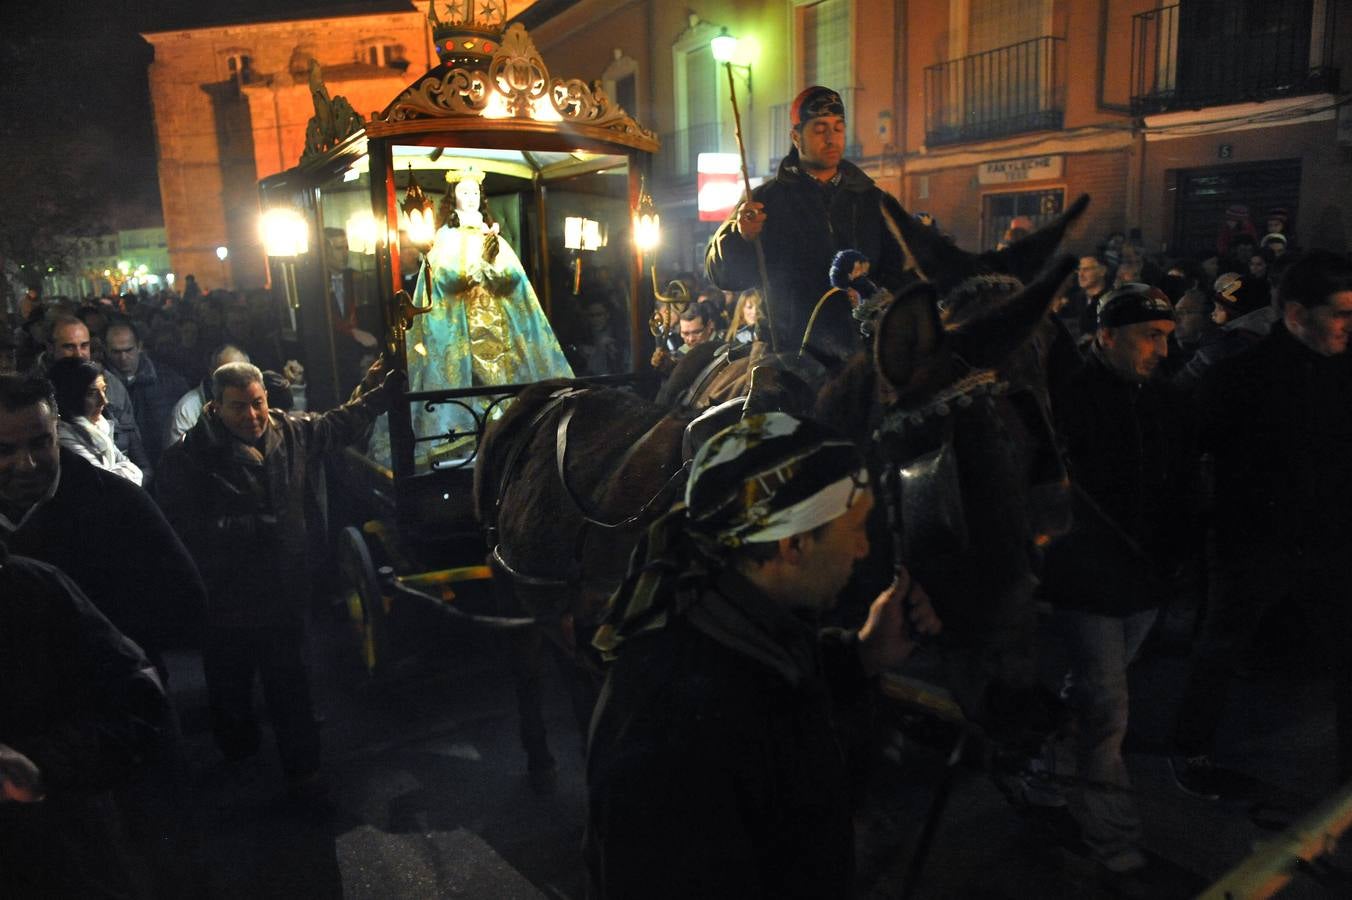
[492,388,692,592]
[555,401,692,531]
[490,386,588,535]
[491,545,573,590]
[678,344,732,408]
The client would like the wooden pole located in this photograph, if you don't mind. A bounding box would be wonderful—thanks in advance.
[724,62,776,352]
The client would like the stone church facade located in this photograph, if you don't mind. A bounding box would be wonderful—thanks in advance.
[141,3,439,289]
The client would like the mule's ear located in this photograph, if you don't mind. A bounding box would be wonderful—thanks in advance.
[875,282,944,391]
[951,255,1078,369]
[880,192,983,289]
[976,194,1090,285]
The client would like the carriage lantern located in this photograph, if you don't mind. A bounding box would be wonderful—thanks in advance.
[400,166,437,252]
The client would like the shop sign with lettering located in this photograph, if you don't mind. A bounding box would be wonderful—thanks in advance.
[978,155,1063,185]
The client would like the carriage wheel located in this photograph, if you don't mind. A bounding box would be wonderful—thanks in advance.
[337,525,386,675]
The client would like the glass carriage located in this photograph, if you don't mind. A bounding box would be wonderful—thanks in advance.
[256,12,660,669]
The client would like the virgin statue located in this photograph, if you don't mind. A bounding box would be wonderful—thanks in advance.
[398,167,574,464]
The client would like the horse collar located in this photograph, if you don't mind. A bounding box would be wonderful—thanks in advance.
[875,368,1006,434]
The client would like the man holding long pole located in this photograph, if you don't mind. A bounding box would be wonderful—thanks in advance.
[706,85,908,352]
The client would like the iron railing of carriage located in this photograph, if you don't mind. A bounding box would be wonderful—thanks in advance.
[1130,2,1340,116]
[924,37,1065,147]
[405,373,643,470]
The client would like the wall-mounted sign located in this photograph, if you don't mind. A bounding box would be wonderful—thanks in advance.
[1218,144,1234,158]
[697,153,743,222]
[978,155,1063,185]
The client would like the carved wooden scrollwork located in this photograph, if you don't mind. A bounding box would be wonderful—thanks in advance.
[377,24,657,145]
[302,60,364,162]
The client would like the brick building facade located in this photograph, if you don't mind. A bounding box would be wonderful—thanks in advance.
[141,1,1349,290]
[527,0,1348,267]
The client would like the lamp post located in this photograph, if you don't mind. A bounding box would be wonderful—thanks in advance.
[709,28,776,350]
[632,176,664,364]
[216,245,229,287]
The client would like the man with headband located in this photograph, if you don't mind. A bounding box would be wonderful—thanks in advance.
[584,412,940,898]
[706,85,907,350]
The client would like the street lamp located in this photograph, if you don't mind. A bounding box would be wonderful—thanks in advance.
[709,28,751,92]
[216,245,229,287]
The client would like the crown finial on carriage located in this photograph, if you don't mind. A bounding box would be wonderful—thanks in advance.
[428,0,508,67]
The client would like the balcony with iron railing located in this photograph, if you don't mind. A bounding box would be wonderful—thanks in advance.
[924,36,1065,147]
[1131,2,1339,115]
[655,122,723,180]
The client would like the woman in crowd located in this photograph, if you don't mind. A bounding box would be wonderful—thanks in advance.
[48,357,143,485]
[726,289,762,344]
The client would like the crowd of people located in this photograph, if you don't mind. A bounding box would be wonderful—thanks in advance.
[592,85,1351,897]
[1,276,400,894]
[2,80,1349,899]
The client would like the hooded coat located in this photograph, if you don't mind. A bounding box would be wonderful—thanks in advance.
[706,149,906,352]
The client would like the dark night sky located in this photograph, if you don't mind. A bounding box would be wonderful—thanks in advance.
[1,2,413,230]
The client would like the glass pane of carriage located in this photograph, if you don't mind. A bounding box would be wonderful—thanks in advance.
[317,144,634,472]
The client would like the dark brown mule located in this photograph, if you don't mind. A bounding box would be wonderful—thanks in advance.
[478,196,1089,780]
[815,254,1078,735]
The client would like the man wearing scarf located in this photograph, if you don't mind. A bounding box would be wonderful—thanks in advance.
[584,412,941,898]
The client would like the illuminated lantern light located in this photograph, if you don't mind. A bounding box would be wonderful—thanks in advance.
[259,207,311,257]
[346,212,379,256]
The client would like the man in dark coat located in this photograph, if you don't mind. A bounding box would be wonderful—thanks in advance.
[0,374,206,677]
[0,547,169,898]
[155,359,397,789]
[105,320,189,466]
[585,412,941,898]
[1042,284,1195,877]
[1171,249,1352,797]
[706,86,906,351]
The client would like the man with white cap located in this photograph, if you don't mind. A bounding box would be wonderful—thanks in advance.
[584,412,940,898]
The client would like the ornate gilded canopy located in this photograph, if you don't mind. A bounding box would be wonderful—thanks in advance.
[368,20,658,152]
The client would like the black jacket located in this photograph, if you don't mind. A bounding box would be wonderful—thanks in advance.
[585,573,870,899]
[0,553,168,899]
[112,352,188,467]
[4,449,207,661]
[706,150,905,352]
[1043,351,1196,615]
[1198,323,1352,559]
[155,394,380,628]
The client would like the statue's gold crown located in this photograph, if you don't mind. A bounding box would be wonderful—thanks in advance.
[428,0,508,67]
